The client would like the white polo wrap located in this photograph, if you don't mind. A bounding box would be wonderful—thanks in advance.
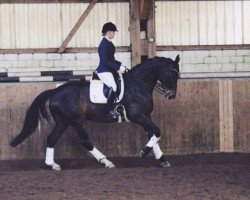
[153,143,163,159]
[90,147,106,162]
[45,147,55,165]
[146,135,160,148]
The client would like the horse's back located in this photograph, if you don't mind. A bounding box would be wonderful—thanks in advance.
[49,81,90,114]
[58,80,90,89]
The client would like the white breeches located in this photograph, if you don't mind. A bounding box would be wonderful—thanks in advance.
[97,72,117,92]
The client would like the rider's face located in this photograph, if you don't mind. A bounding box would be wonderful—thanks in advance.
[106,31,116,40]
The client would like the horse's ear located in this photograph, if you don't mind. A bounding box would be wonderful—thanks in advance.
[175,54,180,63]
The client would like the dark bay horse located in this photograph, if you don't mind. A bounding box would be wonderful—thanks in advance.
[10,55,180,170]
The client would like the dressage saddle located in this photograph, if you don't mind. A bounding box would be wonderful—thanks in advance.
[92,71,121,99]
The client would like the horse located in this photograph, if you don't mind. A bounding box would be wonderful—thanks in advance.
[10,55,180,170]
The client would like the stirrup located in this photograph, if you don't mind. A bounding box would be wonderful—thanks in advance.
[107,110,118,119]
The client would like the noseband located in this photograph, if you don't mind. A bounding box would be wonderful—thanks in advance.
[155,68,179,96]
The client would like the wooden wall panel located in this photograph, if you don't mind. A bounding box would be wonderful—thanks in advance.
[0,79,249,160]
[0,83,55,160]
[152,80,220,155]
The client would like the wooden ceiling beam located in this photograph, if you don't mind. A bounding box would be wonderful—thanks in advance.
[58,0,98,53]
[0,0,190,3]
[0,0,128,3]
[0,46,130,54]
[2,44,250,54]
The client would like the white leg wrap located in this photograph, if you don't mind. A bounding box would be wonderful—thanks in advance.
[45,147,61,170]
[100,158,115,168]
[146,135,160,148]
[89,147,115,168]
[89,147,106,162]
[153,143,163,159]
[45,147,55,165]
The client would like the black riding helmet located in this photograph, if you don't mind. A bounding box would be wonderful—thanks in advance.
[102,22,118,35]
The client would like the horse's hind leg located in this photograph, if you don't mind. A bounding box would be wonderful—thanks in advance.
[72,123,115,168]
[45,115,68,170]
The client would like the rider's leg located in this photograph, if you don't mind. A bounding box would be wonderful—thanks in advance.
[97,72,117,92]
[97,72,118,119]
[106,87,118,119]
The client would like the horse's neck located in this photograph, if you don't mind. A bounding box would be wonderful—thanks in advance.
[125,63,161,94]
[134,64,161,87]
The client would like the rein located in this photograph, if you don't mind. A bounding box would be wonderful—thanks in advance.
[155,82,164,95]
[134,76,164,96]
[126,59,180,96]
[155,68,180,96]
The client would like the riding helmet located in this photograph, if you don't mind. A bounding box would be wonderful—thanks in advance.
[102,22,118,35]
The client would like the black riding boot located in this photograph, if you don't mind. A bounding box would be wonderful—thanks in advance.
[107,87,118,119]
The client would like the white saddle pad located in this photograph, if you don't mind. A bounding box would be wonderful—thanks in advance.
[89,74,124,104]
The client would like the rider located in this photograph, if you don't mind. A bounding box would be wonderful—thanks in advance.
[96,22,127,119]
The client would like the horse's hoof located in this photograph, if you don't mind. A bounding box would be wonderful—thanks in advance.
[139,150,146,158]
[105,162,115,168]
[159,155,170,167]
[52,163,61,171]
[160,161,171,168]
[46,163,61,171]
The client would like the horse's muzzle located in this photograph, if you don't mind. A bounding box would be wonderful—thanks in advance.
[164,89,176,100]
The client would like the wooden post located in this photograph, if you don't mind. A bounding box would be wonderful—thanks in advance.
[130,0,156,66]
[147,0,156,58]
[130,0,141,67]
[58,0,98,53]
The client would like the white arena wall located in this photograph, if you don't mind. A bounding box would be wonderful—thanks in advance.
[0,52,131,81]
[0,50,249,80]
[157,50,250,76]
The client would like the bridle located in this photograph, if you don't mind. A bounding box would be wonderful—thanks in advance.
[127,65,180,97]
[155,68,180,96]
[172,68,180,79]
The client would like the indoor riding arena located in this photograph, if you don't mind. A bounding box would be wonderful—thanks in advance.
[0,1,249,200]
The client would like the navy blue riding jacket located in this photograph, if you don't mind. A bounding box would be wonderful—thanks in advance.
[96,37,121,73]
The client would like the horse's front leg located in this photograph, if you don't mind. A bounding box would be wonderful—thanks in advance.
[134,115,170,167]
[133,115,161,157]
[145,132,171,167]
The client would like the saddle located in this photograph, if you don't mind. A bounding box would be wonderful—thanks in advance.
[90,71,125,104]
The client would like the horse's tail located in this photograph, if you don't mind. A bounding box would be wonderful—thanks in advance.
[10,89,54,147]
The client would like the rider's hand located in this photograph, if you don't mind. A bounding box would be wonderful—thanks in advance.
[125,65,132,70]
[118,65,126,73]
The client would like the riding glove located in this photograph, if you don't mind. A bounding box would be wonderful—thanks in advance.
[118,65,127,73]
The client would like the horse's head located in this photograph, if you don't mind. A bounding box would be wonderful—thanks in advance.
[159,55,180,100]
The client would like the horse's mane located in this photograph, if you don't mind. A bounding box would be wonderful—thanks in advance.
[129,56,173,74]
